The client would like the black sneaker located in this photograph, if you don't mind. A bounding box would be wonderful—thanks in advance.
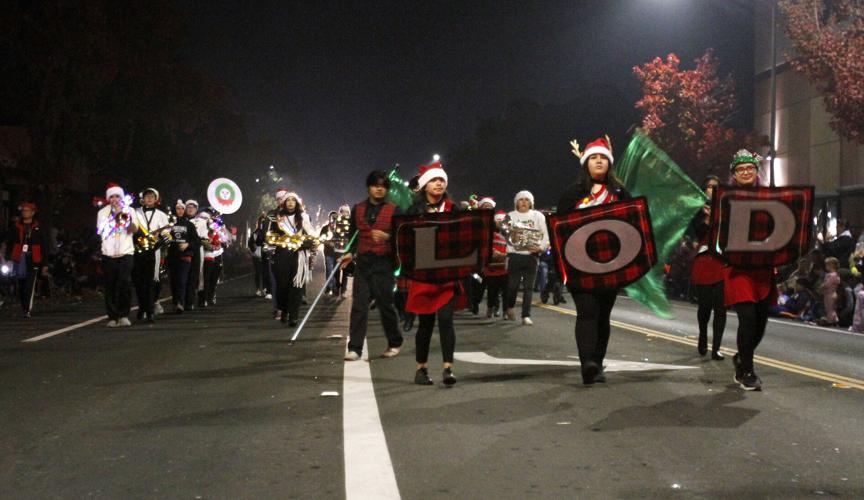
[594,367,607,384]
[415,368,433,385]
[732,353,744,384]
[582,361,600,386]
[697,333,708,356]
[711,350,725,361]
[443,368,457,387]
[739,371,762,391]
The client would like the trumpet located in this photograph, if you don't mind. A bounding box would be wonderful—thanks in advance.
[265,231,324,251]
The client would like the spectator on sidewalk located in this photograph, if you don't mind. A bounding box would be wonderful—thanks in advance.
[818,257,841,326]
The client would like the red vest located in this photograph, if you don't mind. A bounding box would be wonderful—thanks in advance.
[355,201,396,256]
[11,221,43,264]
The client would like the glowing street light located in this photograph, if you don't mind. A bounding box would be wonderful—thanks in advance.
[433,154,440,162]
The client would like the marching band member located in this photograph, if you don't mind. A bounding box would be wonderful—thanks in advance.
[504,190,550,325]
[484,210,509,318]
[263,192,315,325]
[556,137,631,385]
[261,188,290,318]
[167,199,200,313]
[3,202,45,318]
[406,162,462,386]
[687,176,726,360]
[341,170,404,361]
[201,210,230,307]
[725,150,775,391]
[319,211,340,295]
[184,200,208,310]
[97,183,138,327]
[132,187,170,323]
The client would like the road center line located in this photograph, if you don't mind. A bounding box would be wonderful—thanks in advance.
[539,303,864,391]
[343,340,401,500]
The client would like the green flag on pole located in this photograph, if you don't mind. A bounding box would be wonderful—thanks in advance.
[386,168,414,211]
[616,131,707,319]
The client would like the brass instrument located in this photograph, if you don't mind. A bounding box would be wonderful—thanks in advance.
[502,218,544,251]
[135,222,175,253]
[265,231,323,251]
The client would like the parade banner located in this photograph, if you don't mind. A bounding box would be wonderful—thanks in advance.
[549,197,657,291]
[207,178,243,215]
[709,186,814,269]
[393,210,494,283]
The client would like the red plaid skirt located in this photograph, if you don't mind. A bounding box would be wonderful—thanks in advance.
[691,254,725,286]
[724,266,777,306]
[406,280,467,314]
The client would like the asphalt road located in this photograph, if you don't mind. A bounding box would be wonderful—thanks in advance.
[1,263,862,499]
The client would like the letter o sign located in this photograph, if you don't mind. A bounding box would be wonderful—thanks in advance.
[564,220,643,274]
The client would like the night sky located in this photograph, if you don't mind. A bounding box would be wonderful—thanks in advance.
[184,0,755,210]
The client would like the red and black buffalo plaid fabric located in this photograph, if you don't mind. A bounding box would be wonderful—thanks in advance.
[548,197,656,291]
[709,186,814,269]
[393,210,494,283]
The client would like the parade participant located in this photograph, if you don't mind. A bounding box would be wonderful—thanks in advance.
[263,192,315,325]
[466,196,497,315]
[406,162,462,386]
[484,210,509,318]
[687,176,726,360]
[557,137,631,385]
[97,183,138,327]
[319,211,340,295]
[167,199,199,313]
[262,188,289,316]
[341,170,404,361]
[132,187,170,323]
[249,213,268,297]
[725,149,776,391]
[184,200,209,310]
[503,190,550,326]
[201,211,230,307]
[3,202,45,318]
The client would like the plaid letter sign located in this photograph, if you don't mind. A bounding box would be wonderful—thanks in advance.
[709,186,814,269]
[548,197,657,290]
[393,210,494,283]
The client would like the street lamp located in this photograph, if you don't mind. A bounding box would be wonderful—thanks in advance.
[433,154,440,162]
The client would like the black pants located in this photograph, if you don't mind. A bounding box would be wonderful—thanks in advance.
[347,265,403,355]
[506,253,538,318]
[273,249,303,321]
[202,256,223,303]
[103,255,133,320]
[695,282,726,353]
[253,256,264,290]
[17,265,39,314]
[169,257,191,307]
[485,274,507,310]
[734,299,771,372]
[133,251,158,316]
[262,252,274,295]
[185,251,202,308]
[572,289,618,367]
[415,298,456,364]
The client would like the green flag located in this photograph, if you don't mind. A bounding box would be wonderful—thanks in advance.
[386,168,414,211]
[616,131,707,319]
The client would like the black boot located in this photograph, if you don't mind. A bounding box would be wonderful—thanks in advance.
[415,368,433,385]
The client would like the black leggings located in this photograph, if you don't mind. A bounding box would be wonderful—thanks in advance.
[415,299,456,364]
[695,282,726,352]
[572,289,618,367]
[734,299,771,372]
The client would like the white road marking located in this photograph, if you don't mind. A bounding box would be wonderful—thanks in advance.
[22,273,253,343]
[455,351,696,372]
[343,340,401,500]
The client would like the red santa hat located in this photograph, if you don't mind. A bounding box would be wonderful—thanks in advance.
[478,196,496,208]
[494,210,507,223]
[275,187,289,202]
[580,137,614,166]
[19,202,37,211]
[417,162,448,190]
[105,183,124,199]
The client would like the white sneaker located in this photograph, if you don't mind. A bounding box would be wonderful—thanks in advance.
[154,303,164,315]
[106,319,118,328]
[117,317,132,327]
[255,289,264,297]
[344,351,361,361]
[379,347,401,358]
[265,293,273,300]
[522,317,533,326]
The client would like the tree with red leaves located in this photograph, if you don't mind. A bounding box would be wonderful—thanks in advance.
[780,0,864,143]
[633,51,762,180]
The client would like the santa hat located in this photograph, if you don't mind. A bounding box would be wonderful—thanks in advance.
[478,196,496,208]
[494,210,507,223]
[514,190,534,208]
[105,183,124,199]
[185,199,199,207]
[19,202,37,211]
[139,187,160,201]
[417,162,448,190]
[580,137,614,166]
[285,192,302,206]
[175,199,185,209]
[275,187,289,202]
[197,211,212,220]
